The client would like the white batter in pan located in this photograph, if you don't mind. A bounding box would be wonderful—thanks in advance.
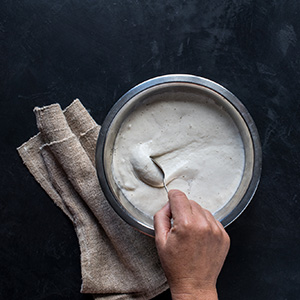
[112,96,245,218]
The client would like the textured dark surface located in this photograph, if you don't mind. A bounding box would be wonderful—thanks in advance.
[1,1,300,299]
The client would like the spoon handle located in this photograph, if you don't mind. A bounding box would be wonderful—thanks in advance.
[151,157,169,194]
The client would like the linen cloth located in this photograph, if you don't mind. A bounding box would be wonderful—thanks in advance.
[17,99,168,299]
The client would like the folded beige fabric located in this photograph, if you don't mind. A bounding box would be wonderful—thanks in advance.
[17,99,168,299]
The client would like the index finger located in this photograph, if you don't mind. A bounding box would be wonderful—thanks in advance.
[168,189,192,222]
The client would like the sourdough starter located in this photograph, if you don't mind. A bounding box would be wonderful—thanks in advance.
[112,97,245,218]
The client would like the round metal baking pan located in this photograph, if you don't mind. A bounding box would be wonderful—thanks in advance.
[96,74,262,236]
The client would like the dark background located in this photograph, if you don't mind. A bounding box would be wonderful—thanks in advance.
[1,0,300,299]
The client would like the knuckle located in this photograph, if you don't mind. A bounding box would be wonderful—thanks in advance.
[153,214,159,227]
[203,207,212,215]
[190,219,212,237]
[174,219,194,236]
[224,231,231,246]
[199,221,212,234]
[215,227,230,247]
[210,226,220,238]
[183,219,197,233]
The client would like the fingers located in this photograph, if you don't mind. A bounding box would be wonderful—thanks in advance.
[155,189,229,247]
[189,200,226,235]
[154,202,172,244]
[190,200,230,246]
[190,200,217,224]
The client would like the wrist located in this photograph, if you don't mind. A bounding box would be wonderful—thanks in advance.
[169,280,218,300]
[171,288,218,300]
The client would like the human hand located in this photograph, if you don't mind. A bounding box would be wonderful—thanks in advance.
[154,189,230,300]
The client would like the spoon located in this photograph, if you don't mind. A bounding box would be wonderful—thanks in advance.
[151,157,169,193]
